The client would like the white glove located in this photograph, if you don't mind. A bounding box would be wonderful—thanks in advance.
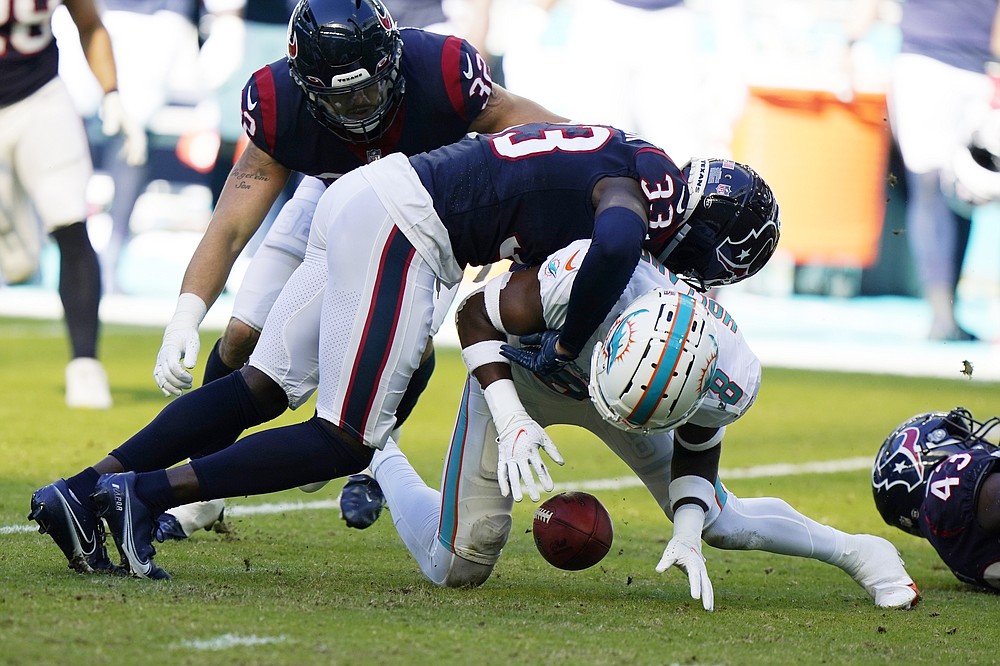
[496,412,563,502]
[154,293,208,397]
[483,379,564,502]
[656,504,714,611]
[100,90,148,167]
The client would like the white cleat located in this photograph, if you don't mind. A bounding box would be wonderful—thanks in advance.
[155,499,227,542]
[65,358,112,409]
[840,535,921,609]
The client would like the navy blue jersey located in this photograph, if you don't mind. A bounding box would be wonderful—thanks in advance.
[411,123,686,267]
[241,28,491,181]
[0,0,60,105]
[919,444,1000,591]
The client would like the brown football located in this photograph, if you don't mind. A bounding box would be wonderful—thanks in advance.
[532,491,613,571]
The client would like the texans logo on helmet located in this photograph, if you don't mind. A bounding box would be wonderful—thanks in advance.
[372,0,394,30]
[715,220,780,278]
[288,29,298,59]
[872,426,925,493]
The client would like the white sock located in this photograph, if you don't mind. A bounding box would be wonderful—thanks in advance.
[371,440,452,585]
[704,494,847,564]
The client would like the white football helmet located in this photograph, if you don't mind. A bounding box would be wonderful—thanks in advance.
[943,108,1000,213]
[589,289,719,434]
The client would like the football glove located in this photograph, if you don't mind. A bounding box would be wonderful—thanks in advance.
[496,412,563,502]
[100,90,148,167]
[500,330,574,376]
[656,504,714,611]
[154,293,207,397]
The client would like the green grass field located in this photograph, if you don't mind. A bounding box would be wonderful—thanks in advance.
[1,317,997,665]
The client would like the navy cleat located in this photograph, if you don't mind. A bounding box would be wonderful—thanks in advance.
[91,472,170,580]
[28,479,120,574]
[339,474,387,529]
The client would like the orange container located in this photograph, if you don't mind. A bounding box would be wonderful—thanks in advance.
[732,87,891,268]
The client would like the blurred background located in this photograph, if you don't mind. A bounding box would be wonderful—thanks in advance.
[2,0,998,381]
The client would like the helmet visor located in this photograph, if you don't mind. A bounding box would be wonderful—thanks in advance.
[313,75,393,132]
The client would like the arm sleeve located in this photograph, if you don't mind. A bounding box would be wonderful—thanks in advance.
[558,206,646,356]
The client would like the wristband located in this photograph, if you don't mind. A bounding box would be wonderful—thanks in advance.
[672,503,707,542]
[170,293,208,328]
[482,378,525,433]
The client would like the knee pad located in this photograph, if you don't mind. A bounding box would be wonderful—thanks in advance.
[441,554,496,588]
[468,513,512,560]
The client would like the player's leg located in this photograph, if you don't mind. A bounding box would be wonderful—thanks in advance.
[371,376,512,587]
[335,283,456,524]
[203,176,326,384]
[704,491,919,608]
[576,408,918,608]
[94,411,374,578]
[16,79,109,409]
[0,97,44,285]
[311,168,449,451]
[158,179,334,538]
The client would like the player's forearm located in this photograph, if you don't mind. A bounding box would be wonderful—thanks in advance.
[179,150,290,305]
[73,14,118,93]
[672,424,724,489]
[560,207,645,356]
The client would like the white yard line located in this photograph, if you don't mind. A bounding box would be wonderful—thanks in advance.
[2,457,871,535]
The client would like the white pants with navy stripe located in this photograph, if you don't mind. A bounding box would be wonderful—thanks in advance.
[249,164,457,450]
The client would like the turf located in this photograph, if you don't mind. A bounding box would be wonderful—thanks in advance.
[0,317,996,665]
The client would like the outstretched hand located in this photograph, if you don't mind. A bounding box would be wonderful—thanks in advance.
[656,504,714,611]
[496,413,564,502]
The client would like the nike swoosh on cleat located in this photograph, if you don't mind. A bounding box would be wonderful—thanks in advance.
[117,483,155,577]
[56,491,98,558]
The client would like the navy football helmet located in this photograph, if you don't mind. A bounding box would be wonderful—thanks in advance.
[287,0,405,142]
[656,158,781,290]
[872,407,999,536]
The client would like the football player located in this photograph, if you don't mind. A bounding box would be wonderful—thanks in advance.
[29,129,779,580]
[150,0,566,536]
[873,407,1000,592]
[366,237,921,611]
[0,0,143,408]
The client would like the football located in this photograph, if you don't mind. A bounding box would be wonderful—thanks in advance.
[532,491,614,571]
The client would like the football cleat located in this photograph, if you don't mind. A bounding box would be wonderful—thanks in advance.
[339,474,387,530]
[65,358,113,409]
[155,499,227,542]
[92,472,170,580]
[840,535,921,609]
[28,479,120,574]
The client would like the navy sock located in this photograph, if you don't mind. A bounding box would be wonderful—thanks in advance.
[202,337,239,387]
[133,470,175,518]
[395,350,435,427]
[190,416,372,500]
[110,372,275,471]
[50,222,101,359]
[66,467,100,513]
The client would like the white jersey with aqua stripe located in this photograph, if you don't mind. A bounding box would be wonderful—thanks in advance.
[533,238,761,428]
